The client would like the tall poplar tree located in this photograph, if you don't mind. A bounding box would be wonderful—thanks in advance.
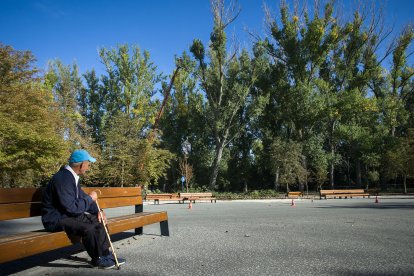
[98,44,173,186]
[190,0,257,189]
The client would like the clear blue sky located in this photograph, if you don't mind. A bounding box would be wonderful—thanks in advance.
[1,0,413,77]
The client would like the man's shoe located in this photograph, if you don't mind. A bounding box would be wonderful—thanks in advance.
[91,256,116,269]
[106,252,126,265]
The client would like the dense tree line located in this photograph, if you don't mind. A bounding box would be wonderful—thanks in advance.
[1,0,413,193]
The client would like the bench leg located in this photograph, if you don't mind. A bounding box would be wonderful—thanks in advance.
[160,220,169,236]
[135,204,143,213]
[135,204,143,235]
[135,227,143,235]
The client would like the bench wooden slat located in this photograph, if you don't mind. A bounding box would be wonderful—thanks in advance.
[0,189,143,221]
[0,187,142,204]
[320,189,370,199]
[180,192,214,198]
[0,196,143,221]
[0,202,42,220]
[325,194,369,197]
[287,191,302,198]
[0,188,42,204]
[0,230,73,263]
[95,197,142,209]
[145,193,176,199]
[145,194,182,204]
[179,192,217,203]
[83,187,142,198]
[107,212,168,233]
[320,189,365,195]
[0,231,54,243]
[147,198,181,201]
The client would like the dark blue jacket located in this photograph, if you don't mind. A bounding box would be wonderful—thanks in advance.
[41,166,98,231]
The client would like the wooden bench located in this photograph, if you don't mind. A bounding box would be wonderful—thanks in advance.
[287,191,303,198]
[179,192,217,203]
[145,193,181,204]
[0,187,169,264]
[320,189,370,199]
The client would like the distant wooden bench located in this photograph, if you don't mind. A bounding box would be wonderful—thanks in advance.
[0,187,169,264]
[287,191,303,198]
[145,193,181,204]
[179,192,217,203]
[320,189,370,199]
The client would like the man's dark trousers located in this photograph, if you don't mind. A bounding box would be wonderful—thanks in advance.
[60,213,110,258]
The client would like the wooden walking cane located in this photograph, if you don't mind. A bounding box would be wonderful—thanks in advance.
[95,190,121,270]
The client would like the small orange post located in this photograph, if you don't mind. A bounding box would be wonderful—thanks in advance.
[188,201,193,209]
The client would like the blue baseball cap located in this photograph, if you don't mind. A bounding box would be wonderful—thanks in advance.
[69,149,96,163]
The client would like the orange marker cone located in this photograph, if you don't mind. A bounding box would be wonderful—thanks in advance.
[188,201,193,209]
[375,196,379,204]
[291,199,296,207]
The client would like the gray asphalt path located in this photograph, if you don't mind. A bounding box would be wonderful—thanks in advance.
[1,197,414,275]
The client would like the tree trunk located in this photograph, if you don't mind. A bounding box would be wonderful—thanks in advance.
[346,157,351,186]
[209,142,225,190]
[185,157,189,192]
[355,159,362,188]
[380,169,388,192]
[330,144,335,189]
[329,120,336,189]
[301,158,306,192]
[403,174,407,194]
[243,180,248,193]
[274,167,280,191]
[121,160,125,187]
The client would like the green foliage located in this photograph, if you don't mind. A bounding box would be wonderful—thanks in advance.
[268,137,307,191]
[100,113,174,187]
[303,135,329,188]
[215,189,284,200]
[83,70,105,144]
[2,2,414,192]
[0,44,68,187]
[95,44,173,187]
[385,135,414,178]
[46,60,91,148]
[99,44,160,119]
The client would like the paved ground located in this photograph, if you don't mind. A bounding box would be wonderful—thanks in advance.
[1,197,414,276]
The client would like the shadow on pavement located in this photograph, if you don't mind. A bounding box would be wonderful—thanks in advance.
[0,244,83,275]
[0,232,149,275]
[328,267,411,276]
[315,202,414,209]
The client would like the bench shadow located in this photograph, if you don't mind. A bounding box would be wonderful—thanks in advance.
[39,255,92,269]
[0,244,83,275]
[329,267,411,276]
[0,232,161,275]
[316,202,414,210]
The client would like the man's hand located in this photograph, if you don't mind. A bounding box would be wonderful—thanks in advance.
[89,191,98,202]
[98,209,107,224]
